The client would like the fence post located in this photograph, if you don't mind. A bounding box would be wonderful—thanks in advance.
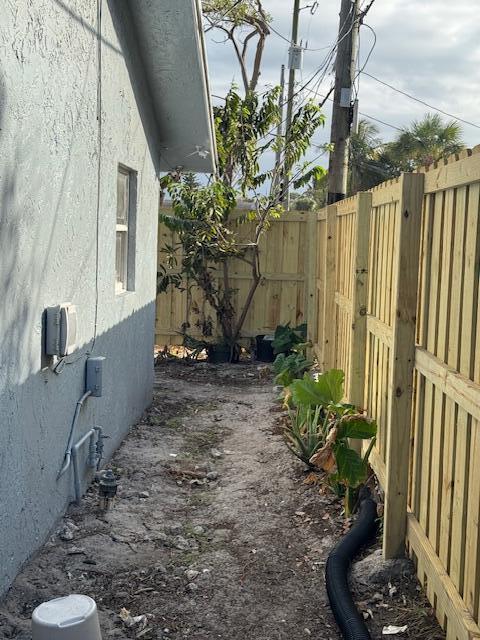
[383,172,425,559]
[323,204,337,369]
[306,211,318,352]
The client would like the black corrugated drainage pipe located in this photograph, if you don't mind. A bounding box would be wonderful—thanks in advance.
[325,495,378,640]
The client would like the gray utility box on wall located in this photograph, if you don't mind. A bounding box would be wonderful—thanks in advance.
[85,357,106,397]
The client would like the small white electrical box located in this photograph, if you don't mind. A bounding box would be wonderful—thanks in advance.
[288,45,303,70]
[45,304,78,356]
[86,357,105,397]
[340,87,352,108]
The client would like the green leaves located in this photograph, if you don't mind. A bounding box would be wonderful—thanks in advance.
[273,352,312,388]
[159,84,325,348]
[337,415,377,440]
[214,86,281,196]
[284,405,326,465]
[334,443,368,489]
[290,369,345,407]
[293,165,326,190]
[271,322,307,355]
[285,366,377,515]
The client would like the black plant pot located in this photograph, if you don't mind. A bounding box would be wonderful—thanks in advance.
[255,335,275,362]
[207,343,239,364]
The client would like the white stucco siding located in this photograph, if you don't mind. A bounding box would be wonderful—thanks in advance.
[0,0,158,594]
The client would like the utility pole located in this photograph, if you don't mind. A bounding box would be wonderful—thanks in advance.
[275,64,286,169]
[284,0,301,209]
[273,64,286,199]
[327,0,360,204]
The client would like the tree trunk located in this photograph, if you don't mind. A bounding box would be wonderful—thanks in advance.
[232,246,261,343]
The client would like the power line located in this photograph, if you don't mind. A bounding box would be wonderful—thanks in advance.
[358,111,404,132]
[361,72,480,130]
[268,23,292,44]
[352,21,376,102]
[357,23,376,77]
[269,16,355,52]
[311,90,405,132]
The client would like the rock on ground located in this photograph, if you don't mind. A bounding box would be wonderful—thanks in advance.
[351,548,415,586]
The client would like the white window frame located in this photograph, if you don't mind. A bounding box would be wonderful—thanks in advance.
[115,165,136,294]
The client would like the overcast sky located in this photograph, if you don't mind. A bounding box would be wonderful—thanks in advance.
[205,0,480,164]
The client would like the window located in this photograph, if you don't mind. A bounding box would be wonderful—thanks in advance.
[116,166,136,293]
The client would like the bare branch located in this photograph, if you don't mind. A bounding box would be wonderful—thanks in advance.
[249,29,266,92]
[203,0,270,95]
[241,28,259,63]
[226,26,250,94]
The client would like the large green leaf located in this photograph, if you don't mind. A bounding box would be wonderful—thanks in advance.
[289,369,345,407]
[338,416,377,440]
[334,443,367,488]
[273,352,312,387]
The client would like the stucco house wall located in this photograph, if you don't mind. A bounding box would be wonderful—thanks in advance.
[0,1,161,595]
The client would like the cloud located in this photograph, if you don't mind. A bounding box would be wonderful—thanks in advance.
[205,0,480,147]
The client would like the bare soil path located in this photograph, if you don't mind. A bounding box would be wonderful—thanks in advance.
[0,361,443,640]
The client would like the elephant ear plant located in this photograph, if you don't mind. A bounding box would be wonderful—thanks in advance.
[271,322,308,355]
[286,369,377,515]
[271,322,312,388]
[272,352,312,387]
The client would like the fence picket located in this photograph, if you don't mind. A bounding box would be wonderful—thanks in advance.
[322,204,337,369]
[349,193,371,412]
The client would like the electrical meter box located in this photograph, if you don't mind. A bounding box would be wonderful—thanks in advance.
[45,304,78,356]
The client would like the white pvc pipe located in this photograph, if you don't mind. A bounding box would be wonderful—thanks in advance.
[58,391,92,479]
[32,594,102,640]
[71,426,103,504]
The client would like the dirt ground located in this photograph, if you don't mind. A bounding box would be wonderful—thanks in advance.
[0,360,444,640]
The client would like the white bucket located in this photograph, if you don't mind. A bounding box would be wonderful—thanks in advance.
[32,594,102,640]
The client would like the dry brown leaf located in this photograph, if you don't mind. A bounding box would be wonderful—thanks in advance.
[303,472,320,486]
[282,388,292,408]
[309,443,336,473]
[325,426,338,444]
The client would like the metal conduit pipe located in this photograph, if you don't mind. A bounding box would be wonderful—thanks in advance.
[325,495,378,640]
[71,426,104,505]
[57,390,92,479]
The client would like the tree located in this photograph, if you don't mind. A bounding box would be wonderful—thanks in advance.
[386,113,464,171]
[348,119,390,193]
[346,114,465,195]
[159,87,325,359]
[202,0,271,94]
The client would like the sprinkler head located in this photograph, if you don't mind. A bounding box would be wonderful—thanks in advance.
[98,469,118,510]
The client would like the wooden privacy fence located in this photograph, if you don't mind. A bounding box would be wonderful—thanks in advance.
[155,209,315,345]
[314,148,480,640]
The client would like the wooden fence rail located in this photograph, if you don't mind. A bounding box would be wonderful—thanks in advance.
[156,148,480,639]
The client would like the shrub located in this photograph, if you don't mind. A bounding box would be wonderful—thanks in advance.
[294,196,316,211]
[272,352,312,387]
[271,322,308,355]
[284,405,328,466]
[288,369,377,514]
